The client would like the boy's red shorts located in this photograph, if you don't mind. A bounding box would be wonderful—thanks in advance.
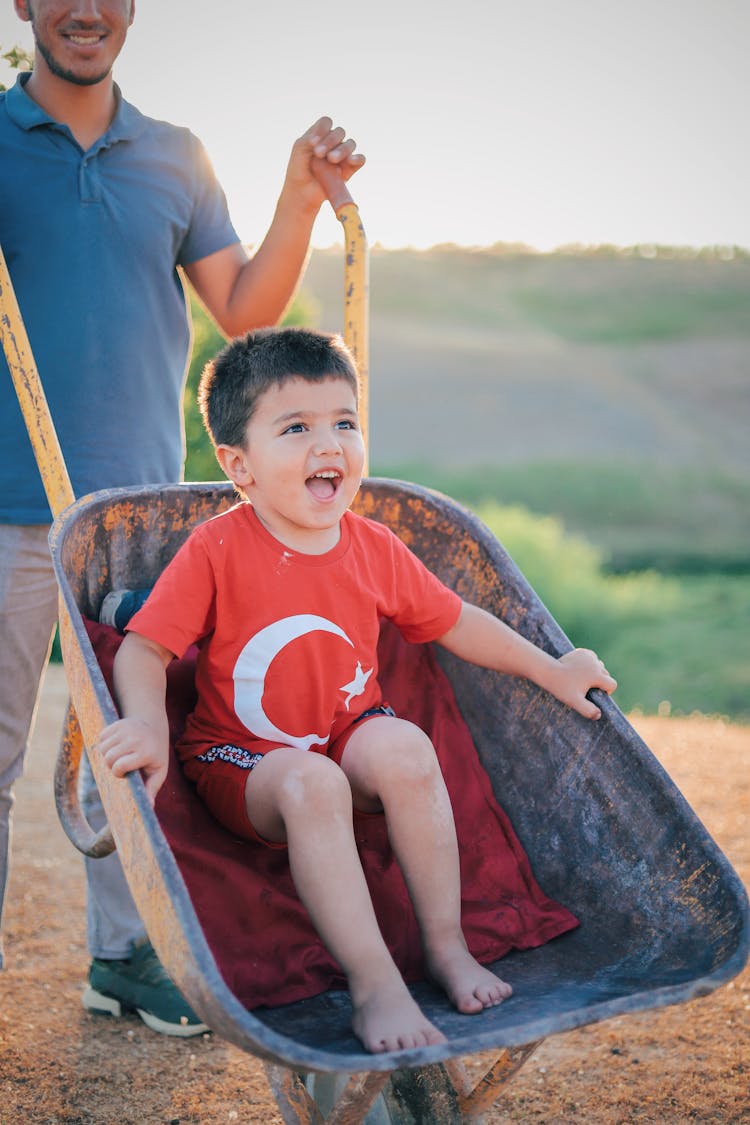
[180,707,394,845]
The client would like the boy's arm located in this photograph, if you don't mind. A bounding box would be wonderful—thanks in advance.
[95,632,176,804]
[438,602,617,720]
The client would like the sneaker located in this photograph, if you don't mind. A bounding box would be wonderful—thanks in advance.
[99,588,152,633]
[82,940,209,1037]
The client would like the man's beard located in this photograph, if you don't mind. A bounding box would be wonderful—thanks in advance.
[33,31,111,87]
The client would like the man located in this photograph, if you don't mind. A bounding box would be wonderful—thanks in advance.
[0,0,364,1036]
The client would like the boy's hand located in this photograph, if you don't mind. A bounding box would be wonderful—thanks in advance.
[551,649,617,720]
[96,717,169,805]
[282,116,365,213]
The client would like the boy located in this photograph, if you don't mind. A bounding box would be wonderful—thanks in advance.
[97,327,617,1054]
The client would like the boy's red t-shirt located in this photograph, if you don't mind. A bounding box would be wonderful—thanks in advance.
[128,503,462,763]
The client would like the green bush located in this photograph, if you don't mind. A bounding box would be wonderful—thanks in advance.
[473,502,749,720]
[474,501,677,651]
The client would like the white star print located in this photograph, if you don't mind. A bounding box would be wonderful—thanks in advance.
[340,662,373,710]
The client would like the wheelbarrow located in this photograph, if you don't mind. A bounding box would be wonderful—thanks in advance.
[2,170,748,1124]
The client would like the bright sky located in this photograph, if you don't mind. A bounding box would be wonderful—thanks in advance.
[2,0,748,250]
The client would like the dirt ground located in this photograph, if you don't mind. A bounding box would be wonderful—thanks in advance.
[0,665,748,1124]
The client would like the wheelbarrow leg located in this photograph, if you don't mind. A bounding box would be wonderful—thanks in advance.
[265,1064,390,1125]
[450,1041,544,1120]
[264,1065,322,1125]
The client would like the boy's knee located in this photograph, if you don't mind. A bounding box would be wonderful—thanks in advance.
[380,722,439,783]
[279,752,351,814]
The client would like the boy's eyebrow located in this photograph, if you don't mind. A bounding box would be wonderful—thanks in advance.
[273,406,359,425]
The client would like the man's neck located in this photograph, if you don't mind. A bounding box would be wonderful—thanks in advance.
[25,64,117,150]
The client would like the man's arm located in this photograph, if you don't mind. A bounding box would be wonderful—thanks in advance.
[438,602,617,720]
[184,116,365,338]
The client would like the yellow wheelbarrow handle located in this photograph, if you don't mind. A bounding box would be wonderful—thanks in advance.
[0,243,75,518]
[311,157,370,474]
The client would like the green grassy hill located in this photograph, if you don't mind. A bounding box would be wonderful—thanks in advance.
[300,245,750,574]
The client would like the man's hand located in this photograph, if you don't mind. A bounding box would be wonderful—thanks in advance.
[282,116,366,213]
[96,716,169,805]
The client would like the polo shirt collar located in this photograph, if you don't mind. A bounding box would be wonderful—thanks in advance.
[5,71,146,144]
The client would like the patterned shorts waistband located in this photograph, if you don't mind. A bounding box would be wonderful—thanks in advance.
[195,744,265,770]
[196,709,396,767]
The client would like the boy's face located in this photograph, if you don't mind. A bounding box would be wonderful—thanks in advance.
[217,376,365,554]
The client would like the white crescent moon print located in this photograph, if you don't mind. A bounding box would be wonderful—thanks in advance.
[232,614,367,751]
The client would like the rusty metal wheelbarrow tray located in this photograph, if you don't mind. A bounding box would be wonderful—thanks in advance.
[49,475,749,1085]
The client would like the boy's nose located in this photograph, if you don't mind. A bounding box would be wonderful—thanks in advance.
[313,429,344,456]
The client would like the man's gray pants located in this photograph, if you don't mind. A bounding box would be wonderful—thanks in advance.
[0,524,145,968]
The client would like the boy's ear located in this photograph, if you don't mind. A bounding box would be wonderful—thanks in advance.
[215,444,253,488]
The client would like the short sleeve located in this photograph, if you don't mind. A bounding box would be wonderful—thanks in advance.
[127,529,217,658]
[381,529,462,643]
[177,132,239,267]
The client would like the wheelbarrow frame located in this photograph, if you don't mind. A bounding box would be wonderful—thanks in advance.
[48,479,749,1075]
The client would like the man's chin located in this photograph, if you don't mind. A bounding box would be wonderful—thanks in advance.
[35,40,111,87]
[63,70,111,87]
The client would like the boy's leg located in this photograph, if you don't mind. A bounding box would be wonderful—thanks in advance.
[339,716,513,1014]
[245,747,446,1053]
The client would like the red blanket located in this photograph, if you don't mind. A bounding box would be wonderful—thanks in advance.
[86,617,578,1008]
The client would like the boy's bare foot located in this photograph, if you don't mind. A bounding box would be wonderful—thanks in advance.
[428,945,513,1014]
[351,976,447,1053]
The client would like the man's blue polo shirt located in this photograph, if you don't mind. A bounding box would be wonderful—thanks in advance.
[0,74,239,523]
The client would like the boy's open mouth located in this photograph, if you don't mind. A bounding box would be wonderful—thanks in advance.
[306,470,342,500]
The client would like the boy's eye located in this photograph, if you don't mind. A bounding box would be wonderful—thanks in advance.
[281,422,306,435]
[335,419,357,431]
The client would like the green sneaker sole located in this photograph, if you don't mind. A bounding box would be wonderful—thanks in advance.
[82,984,209,1038]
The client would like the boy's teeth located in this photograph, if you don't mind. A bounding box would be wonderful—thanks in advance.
[307,473,338,499]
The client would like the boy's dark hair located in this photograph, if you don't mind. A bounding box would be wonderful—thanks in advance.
[198,326,359,448]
